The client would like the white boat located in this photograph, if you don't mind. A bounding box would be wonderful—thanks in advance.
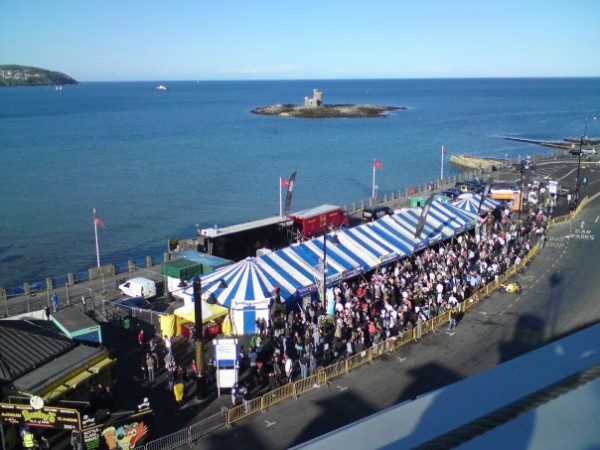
[155,84,168,91]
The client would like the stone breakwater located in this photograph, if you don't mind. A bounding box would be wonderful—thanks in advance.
[449,155,506,170]
[251,104,404,118]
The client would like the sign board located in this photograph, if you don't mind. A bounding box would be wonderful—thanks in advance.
[214,338,237,367]
[0,402,81,430]
[81,409,155,450]
[213,338,238,396]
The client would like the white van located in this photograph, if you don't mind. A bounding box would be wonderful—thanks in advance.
[118,277,157,299]
[581,148,597,155]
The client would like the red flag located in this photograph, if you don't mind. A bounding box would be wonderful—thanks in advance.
[442,145,447,155]
[373,160,383,169]
[280,178,290,187]
[93,208,105,227]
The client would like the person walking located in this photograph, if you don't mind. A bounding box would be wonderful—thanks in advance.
[21,427,38,449]
[448,310,458,331]
[173,378,185,407]
[137,327,145,350]
[299,352,308,379]
[146,353,156,381]
[51,293,59,313]
[164,335,172,355]
[122,316,131,339]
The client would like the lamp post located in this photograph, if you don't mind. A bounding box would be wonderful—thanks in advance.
[322,231,328,312]
[192,276,208,400]
[517,161,525,220]
[575,117,596,204]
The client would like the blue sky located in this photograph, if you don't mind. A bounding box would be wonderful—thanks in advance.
[2,0,599,81]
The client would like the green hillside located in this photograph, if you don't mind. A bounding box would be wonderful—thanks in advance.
[0,65,78,87]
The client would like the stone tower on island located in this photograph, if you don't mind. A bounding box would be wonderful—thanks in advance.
[304,89,323,108]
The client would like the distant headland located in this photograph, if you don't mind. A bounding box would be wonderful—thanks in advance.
[252,89,404,118]
[0,64,78,87]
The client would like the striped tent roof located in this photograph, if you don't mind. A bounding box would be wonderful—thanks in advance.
[187,257,291,308]
[452,194,504,215]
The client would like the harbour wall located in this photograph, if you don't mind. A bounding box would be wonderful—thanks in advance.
[449,154,506,171]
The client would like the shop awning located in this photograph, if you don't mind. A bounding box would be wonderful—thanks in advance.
[174,303,229,324]
[88,357,116,374]
[43,385,69,402]
[64,370,94,389]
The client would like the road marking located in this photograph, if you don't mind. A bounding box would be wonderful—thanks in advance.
[446,331,456,336]
[265,420,277,428]
[595,215,599,224]
[397,356,407,363]
[478,311,488,316]
[336,385,348,392]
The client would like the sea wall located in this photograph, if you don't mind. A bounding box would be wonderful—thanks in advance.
[449,155,505,171]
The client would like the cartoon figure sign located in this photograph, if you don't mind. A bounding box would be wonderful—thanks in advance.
[101,421,148,450]
[82,410,154,450]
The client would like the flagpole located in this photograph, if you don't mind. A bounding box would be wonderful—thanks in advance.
[440,146,444,181]
[372,160,376,199]
[94,209,101,267]
[279,178,283,217]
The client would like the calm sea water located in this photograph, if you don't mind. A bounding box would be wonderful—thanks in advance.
[1,78,599,288]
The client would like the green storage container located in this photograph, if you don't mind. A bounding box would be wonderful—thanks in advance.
[161,258,203,280]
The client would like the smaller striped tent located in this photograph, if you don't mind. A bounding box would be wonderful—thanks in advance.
[183,257,290,335]
[452,194,504,216]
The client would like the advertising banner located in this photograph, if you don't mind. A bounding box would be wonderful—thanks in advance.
[0,402,81,430]
[81,409,154,450]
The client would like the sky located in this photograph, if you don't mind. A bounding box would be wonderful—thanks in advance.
[2,0,600,81]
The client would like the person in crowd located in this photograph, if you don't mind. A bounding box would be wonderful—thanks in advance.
[146,352,156,381]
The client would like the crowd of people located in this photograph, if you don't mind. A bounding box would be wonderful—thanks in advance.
[230,202,550,404]
[114,201,550,410]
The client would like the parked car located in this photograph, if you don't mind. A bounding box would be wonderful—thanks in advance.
[569,149,592,160]
[362,205,393,222]
[439,188,461,199]
[455,179,486,193]
[582,148,597,155]
[115,296,154,313]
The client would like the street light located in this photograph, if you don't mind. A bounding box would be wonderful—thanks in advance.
[575,117,597,204]
[321,228,340,313]
[192,277,208,400]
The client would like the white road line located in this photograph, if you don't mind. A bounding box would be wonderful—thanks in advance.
[596,215,599,224]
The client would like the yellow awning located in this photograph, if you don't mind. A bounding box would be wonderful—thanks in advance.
[88,357,115,374]
[64,370,94,389]
[43,385,69,401]
[174,302,229,324]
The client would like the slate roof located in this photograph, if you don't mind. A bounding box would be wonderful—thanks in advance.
[0,319,75,383]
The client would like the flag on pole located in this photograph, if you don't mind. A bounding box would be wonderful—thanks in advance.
[373,160,383,169]
[93,209,105,227]
[442,145,447,155]
[280,178,290,187]
[284,171,297,213]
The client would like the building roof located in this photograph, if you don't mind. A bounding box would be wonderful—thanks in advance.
[13,345,106,394]
[0,319,74,383]
[51,305,100,333]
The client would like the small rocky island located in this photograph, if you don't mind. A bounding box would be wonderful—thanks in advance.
[252,89,404,118]
[0,64,78,87]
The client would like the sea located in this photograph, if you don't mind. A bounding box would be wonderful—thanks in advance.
[1,78,599,290]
